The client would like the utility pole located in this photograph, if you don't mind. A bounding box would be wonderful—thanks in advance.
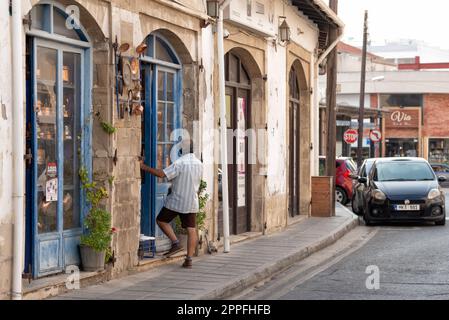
[357,10,368,168]
[325,0,338,215]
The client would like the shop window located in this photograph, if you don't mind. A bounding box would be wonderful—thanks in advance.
[380,94,422,107]
[429,139,449,164]
[385,138,418,157]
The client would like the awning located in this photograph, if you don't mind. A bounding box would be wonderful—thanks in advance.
[290,0,345,50]
[320,103,392,118]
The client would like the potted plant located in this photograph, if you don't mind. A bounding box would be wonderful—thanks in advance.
[79,167,113,271]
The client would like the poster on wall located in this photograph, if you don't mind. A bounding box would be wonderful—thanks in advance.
[46,178,58,202]
[46,162,58,202]
[237,97,246,207]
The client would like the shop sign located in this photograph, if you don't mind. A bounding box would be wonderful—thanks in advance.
[344,129,358,144]
[224,0,275,37]
[385,109,419,128]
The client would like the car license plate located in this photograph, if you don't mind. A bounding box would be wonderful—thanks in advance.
[394,204,420,211]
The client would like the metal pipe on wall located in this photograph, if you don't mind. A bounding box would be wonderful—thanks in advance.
[11,0,25,300]
[218,0,231,253]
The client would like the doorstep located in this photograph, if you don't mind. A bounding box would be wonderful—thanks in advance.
[288,214,308,226]
[133,252,186,273]
[135,232,263,272]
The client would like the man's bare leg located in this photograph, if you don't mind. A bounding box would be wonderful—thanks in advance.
[186,227,197,258]
[157,220,177,242]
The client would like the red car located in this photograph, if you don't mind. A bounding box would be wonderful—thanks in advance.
[319,157,357,205]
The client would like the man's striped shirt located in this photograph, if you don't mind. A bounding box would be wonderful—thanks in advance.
[163,153,203,214]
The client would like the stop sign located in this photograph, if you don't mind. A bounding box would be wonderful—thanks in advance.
[344,129,358,144]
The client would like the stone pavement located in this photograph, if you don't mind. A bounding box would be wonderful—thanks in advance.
[53,204,358,300]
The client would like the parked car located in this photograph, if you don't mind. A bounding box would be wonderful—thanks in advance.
[319,156,357,205]
[351,158,377,215]
[430,163,449,187]
[356,157,446,226]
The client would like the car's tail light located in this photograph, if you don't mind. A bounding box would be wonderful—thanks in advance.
[343,170,351,178]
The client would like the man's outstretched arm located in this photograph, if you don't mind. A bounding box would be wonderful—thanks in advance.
[140,160,166,178]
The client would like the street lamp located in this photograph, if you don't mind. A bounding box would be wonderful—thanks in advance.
[279,18,291,42]
[206,0,220,18]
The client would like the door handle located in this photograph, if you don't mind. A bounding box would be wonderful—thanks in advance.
[24,148,33,166]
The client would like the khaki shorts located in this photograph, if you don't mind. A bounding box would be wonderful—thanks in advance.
[157,207,196,229]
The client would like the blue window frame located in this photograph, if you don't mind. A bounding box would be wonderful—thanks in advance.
[140,34,182,249]
[25,1,92,278]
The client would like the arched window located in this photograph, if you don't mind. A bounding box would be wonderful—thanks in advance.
[30,3,89,42]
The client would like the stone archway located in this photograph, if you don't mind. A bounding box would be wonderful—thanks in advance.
[219,47,265,235]
[287,59,311,217]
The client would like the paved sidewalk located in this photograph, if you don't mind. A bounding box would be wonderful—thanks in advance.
[53,204,358,300]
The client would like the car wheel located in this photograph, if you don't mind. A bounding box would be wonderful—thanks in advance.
[435,217,446,226]
[336,187,348,205]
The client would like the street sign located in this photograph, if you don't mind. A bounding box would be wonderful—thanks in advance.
[343,129,358,144]
[370,130,382,142]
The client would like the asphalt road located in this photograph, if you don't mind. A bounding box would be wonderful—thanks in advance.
[235,190,449,300]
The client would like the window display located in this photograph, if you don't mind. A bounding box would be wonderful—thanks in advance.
[385,138,418,157]
[429,139,449,164]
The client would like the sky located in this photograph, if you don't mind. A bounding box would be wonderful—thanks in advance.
[336,0,449,50]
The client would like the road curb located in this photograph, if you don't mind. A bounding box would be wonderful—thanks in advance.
[199,213,359,300]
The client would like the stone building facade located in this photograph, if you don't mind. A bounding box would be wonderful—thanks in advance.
[0,0,342,299]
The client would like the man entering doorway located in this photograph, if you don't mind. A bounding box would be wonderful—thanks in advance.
[140,139,203,268]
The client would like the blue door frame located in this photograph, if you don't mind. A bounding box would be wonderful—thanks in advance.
[24,2,92,278]
[140,34,182,249]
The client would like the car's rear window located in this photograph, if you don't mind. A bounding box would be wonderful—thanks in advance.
[374,162,435,182]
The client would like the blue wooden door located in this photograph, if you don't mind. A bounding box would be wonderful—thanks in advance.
[30,39,85,277]
[140,35,182,251]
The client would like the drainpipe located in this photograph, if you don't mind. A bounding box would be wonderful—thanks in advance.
[11,0,25,300]
[217,0,231,253]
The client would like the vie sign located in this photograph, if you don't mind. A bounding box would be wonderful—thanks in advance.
[385,109,420,128]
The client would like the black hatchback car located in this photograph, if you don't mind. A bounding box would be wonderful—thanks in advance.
[356,158,446,226]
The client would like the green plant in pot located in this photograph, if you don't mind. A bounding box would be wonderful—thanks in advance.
[79,167,112,272]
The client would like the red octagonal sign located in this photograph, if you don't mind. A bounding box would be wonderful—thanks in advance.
[344,129,358,144]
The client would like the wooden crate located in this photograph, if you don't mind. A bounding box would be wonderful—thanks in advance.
[311,176,334,217]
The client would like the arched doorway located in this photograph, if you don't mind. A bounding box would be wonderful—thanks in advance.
[25,1,92,278]
[288,65,301,217]
[219,50,253,235]
[140,32,183,251]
